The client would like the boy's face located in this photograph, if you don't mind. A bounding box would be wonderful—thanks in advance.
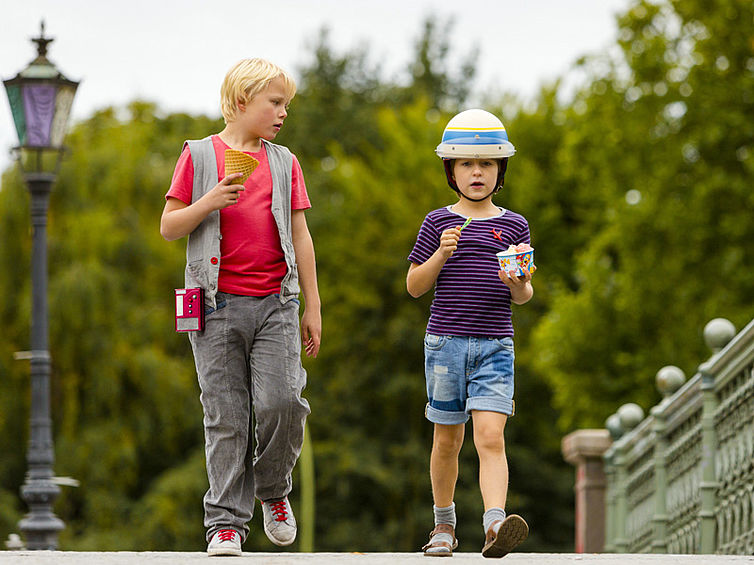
[452,158,500,201]
[237,76,291,141]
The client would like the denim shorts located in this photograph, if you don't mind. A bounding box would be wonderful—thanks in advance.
[424,334,515,425]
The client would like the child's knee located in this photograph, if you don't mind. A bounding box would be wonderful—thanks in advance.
[433,425,464,455]
[473,427,505,453]
[256,392,310,421]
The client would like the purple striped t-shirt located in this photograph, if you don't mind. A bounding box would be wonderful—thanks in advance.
[408,206,531,338]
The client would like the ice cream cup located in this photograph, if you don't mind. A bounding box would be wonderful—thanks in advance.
[496,249,534,277]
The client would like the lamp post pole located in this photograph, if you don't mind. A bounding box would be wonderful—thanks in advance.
[19,171,63,550]
[3,22,78,550]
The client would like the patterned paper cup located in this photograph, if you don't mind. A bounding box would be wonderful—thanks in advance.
[496,249,534,277]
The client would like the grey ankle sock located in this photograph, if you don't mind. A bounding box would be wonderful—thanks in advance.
[483,507,506,533]
[434,503,456,528]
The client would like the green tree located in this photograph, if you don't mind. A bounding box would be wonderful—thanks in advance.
[0,104,226,550]
[404,16,478,110]
[285,23,571,550]
[13,4,745,552]
[0,164,30,545]
[0,16,577,551]
[529,0,754,430]
[282,27,387,165]
[0,18,576,554]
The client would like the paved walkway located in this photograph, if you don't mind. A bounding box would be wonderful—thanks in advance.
[2,553,754,564]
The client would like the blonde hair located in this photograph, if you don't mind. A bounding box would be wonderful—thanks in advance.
[220,58,297,123]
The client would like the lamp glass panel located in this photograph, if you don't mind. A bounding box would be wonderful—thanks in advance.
[4,83,27,145]
[23,83,56,147]
[50,85,75,147]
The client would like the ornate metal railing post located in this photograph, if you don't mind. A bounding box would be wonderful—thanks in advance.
[612,443,628,553]
[603,448,616,552]
[699,368,718,553]
[699,318,737,553]
[603,413,623,553]
[651,365,686,553]
[650,402,668,553]
[611,403,644,552]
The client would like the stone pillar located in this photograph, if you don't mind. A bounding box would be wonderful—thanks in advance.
[562,429,612,553]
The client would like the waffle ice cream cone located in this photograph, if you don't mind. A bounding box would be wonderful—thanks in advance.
[225,148,259,185]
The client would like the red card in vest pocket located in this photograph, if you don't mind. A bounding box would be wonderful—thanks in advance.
[175,288,204,332]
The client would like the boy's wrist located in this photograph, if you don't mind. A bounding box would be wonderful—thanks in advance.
[304,300,321,311]
[301,294,321,311]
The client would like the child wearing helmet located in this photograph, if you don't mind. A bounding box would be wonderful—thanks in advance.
[407,109,534,558]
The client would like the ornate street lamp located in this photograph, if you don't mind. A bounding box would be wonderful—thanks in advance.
[3,21,79,550]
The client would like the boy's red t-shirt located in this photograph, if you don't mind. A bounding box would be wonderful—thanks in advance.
[166,135,311,296]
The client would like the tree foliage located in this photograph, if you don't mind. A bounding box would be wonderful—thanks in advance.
[529,0,754,429]
[0,0,751,554]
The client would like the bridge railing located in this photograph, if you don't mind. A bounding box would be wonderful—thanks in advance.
[563,317,754,554]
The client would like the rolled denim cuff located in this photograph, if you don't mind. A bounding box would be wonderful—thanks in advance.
[466,396,515,417]
[425,403,469,425]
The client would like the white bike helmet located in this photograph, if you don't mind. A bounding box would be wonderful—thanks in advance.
[436,109,515,197]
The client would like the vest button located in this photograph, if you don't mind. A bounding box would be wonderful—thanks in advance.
[210,257,218,265]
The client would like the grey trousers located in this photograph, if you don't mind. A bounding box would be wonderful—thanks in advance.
[189,292,310,541]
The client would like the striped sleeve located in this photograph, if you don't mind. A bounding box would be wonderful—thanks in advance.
[408,214,440,265]
[518,220,531,247]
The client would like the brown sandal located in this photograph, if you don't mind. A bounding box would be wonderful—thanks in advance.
[422,523,458,557]
[481,514,529,558]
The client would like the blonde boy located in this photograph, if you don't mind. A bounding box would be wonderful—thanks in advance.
[161,58,321,556]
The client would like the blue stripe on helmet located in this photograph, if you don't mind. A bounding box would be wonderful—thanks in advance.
[441,129,509,145]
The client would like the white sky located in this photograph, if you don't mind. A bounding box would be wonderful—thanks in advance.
[1,0,632,177]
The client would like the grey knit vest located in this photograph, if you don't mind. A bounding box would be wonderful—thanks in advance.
[183,136,299,307]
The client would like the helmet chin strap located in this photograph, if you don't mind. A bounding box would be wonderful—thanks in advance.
[456,186,501,202]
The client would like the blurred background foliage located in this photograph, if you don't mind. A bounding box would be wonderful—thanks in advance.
[1,0,753,553]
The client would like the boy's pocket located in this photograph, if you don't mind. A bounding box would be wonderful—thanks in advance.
[424,333,448,351]
[494,337,515,352]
